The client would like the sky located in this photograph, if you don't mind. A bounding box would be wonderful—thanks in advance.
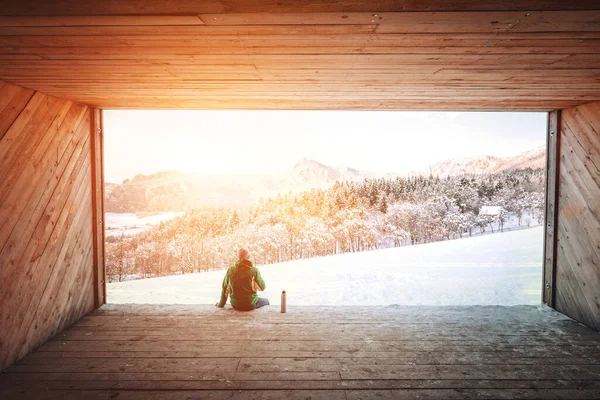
[104,110,547,184]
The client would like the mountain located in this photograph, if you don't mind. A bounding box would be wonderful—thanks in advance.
[286,158,376,189]
[105,160,372,213]
[422,146,545,177]
[106,148,546,213]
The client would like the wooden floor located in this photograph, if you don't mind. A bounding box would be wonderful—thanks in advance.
[2,305,600,399]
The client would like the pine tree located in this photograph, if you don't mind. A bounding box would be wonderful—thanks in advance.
[376,194,388,214]
[230,210,240,229]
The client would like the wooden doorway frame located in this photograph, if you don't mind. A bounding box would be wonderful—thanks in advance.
[543,110,560,307]
[91,109,106,308]
[91,109,561,309]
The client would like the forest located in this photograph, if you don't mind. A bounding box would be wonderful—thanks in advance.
[106,169,545,282]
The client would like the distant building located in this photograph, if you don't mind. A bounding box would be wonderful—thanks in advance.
[480,206,505,216]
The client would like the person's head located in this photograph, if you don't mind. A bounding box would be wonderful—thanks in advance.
[238,247,250,261]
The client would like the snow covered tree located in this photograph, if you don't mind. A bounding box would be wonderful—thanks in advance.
[105,167,545,280]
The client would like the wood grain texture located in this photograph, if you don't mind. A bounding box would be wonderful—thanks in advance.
[555,101,600,331]
[0,5,598,109]
[543,111,559,306]
[1,305,599,399]
[0,0,598,15]
[0,81,102,372]
[91,108,106,308]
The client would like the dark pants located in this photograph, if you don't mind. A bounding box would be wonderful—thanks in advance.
[254,297,270,309]
[233,297,270,311]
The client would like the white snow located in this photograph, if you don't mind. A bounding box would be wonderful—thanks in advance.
[480,206,505,216]
[105,212,183,237]
[108,226,543,306]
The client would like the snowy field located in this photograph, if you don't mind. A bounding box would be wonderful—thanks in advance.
[105,212,182,238]
[108,226,543,306]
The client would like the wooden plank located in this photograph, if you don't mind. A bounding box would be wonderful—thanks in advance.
[0,82,22,115]
[345,389,600,400]
[5,45,600,58]
[4,366,600,382]
[378,11,600,33]
[0,99,71,213]
[0,95,65,215]
[3,68,597,83]
[0,33,597,47]
[200,12,381,26]
[90,108,105,308]
[543,110,559,306]
[7,85,595,97]
[54,329,600,340]
[0,52,594,66]
[0,16,205,27]
[34,340,600,355]
[2,379,600,392]
[0,91,47,175]
[13,87,599,98]
[55,98,586,111]
[0,24,378,36]
[36,333,600,346]
[0,83,33,139]
[14,354,600,368]
[0,0,598,15]
[199,11,600,33]
[3,48,600,62]
[341,364,600,380]
[7,75,600,88]
[2,388,600,400]
[0,97,68,245]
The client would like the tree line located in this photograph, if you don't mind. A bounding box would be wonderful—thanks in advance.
[106,169,545,282]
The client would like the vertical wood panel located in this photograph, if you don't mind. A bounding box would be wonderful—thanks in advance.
[0,81,101,371]
[543,110,560,306]
[91,108,105,308]
[10,117,93,364]
[555,101,600,331]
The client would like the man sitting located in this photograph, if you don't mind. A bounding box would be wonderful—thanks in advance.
[215,248,269,311]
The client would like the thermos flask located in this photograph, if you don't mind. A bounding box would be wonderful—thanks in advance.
[281,290,286,313]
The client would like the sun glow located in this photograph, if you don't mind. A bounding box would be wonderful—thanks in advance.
[104,110,547,183]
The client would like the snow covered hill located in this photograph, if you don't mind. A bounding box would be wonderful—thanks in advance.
[108,226,543,306]
[105,159,377,213]
[106,147,545,213]
[423,146,545,177]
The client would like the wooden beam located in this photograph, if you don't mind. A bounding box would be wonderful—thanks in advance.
[543,110,560,306]
[0,0,598,15]
[0,16,205,27]
[90,108,105,308]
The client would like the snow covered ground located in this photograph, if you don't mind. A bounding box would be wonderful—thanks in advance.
[108,226,543,306]
[105,212,183,238]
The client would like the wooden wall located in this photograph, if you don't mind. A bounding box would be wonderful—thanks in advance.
[0,1,598,110]
[0,81,104,371]
[554,101,600,331]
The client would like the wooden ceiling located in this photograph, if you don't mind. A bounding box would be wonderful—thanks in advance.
[0,1,599,110]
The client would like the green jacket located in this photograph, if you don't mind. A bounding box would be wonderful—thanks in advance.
[217,259,266,310]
